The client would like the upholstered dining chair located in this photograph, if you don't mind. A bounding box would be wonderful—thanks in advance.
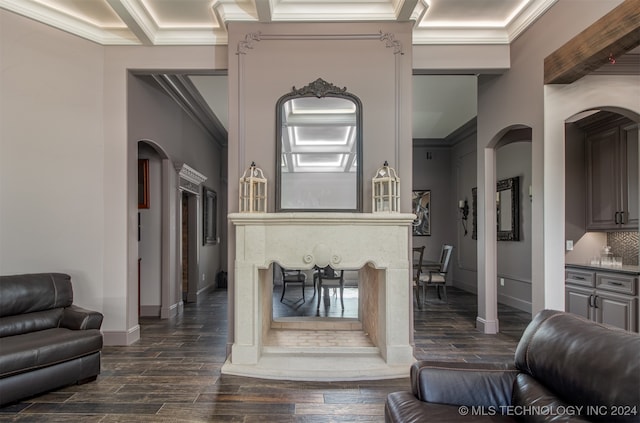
[418,244,453,303]
[412,246,425,308]
[316,266,345,310]
[280,266,307,303]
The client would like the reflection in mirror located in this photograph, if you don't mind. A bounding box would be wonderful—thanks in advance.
[276,79,362,211]
[498,190,512,231]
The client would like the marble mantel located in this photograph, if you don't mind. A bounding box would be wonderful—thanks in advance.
[221,212,417,381]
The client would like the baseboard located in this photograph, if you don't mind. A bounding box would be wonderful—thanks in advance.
[476,317,499,334]
[139,305,160,317]
[103,325,140,346]
[497,293,532,313]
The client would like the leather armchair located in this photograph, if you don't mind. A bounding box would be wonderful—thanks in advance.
[386,310,640,422]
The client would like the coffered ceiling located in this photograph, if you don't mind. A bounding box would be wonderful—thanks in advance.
[0,0,562,142]
[0,0,557,46]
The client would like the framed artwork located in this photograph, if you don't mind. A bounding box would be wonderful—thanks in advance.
[412,190,431,236]
[203,187,217,245]
[138,159,149,209]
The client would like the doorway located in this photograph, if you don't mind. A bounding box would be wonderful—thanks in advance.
[181,190,199,303]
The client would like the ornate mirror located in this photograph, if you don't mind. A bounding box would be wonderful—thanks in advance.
[276,78,363,212]
[471,176,520,241]
[496,176,520,241]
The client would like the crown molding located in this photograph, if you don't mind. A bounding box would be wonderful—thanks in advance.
[0,0,139,45]
[506,0,558,42]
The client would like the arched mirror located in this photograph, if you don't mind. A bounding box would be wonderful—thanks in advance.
[276,78,362,212]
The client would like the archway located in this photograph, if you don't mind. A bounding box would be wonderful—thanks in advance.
[136,140,174,323]
[544,75,640,312]
[478,125,533,334]
[565,107,639,266]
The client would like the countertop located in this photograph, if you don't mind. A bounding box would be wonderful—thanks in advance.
[566,263,640,275]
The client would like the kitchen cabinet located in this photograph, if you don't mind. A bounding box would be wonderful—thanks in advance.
[565,266,638,332]
[585,115,638,231]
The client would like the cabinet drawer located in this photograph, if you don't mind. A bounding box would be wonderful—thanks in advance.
[596,272,637,295]
[565,269,595,287]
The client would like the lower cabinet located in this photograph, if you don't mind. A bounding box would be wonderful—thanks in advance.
[565,267,638,333]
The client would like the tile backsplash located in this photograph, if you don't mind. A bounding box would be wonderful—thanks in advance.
[608,231,639,266]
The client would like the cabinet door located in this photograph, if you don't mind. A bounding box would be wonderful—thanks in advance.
[566,285,594,321]
[586,127,620,230]
[594,290,637,332]
[621,123,638,229]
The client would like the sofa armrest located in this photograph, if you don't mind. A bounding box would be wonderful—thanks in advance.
[61,305,104,330]
[411,361,519,408]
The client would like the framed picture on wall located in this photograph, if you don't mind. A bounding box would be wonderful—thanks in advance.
[412,190,431,236]
[203,187,217,245]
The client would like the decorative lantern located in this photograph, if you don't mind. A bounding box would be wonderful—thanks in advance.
[372,161,400,213]
[239,162,267,213]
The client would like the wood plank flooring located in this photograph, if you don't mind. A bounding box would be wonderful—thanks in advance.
[0,287,530,422]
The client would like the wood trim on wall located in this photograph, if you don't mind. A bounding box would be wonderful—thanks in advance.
[544,0,640,84]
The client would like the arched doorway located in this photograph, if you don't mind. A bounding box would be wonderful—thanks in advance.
[137,140,174,320]
[565,107,639,265]
[495,130,533,329]
[479,125,533,334]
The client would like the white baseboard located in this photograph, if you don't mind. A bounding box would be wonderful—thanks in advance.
[476,316,499,334]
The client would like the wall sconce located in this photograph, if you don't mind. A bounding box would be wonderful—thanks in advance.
[459,199,469,236]
[239,161,267,213]
[529,185,533,202]
[372,161,400,213]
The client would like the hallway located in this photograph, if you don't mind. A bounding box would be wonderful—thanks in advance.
[0,287,529,421]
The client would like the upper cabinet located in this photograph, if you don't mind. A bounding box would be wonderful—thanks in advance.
[584,112,638,231]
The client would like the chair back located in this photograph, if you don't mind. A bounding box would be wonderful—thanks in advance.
[412,246,425,282]
[317,266,344,283]
[438,245,453,274]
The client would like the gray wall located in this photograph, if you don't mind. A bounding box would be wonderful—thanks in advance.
[128,75,225,299]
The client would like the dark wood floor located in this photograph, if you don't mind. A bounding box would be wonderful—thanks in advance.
[0,286,530,422]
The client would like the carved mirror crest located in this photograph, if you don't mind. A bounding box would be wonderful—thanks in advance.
[276,78,363,212]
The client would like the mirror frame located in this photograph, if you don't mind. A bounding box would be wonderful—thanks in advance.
[471,176,520,241]
[497,176,520,241]
[275,78,363,212]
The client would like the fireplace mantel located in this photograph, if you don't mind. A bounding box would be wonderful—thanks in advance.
[222,212,416,380]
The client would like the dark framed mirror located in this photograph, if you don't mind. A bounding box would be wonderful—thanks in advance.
[275,78,363,212]
[471,176,520,241]
[497,176,519,241]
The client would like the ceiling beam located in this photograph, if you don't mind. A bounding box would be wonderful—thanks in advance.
[544,0,640,84]
[106,0,154,45]
[254,0,273,23]
[396,0,420,21]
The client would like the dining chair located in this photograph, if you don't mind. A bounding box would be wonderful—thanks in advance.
[419,244,453,302]
[316,266,345,310]
[280,266,307,303]
[412,246,425,308]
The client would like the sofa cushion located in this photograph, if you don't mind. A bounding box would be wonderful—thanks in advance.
[0,328,103,378]
[412,361,518,408]
[0,273,73,317]
[0,309,63,338]
[515,310,640,422]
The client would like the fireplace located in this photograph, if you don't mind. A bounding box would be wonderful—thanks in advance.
[221,212,416,380]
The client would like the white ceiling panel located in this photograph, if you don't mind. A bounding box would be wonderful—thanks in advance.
[1,0,558,45]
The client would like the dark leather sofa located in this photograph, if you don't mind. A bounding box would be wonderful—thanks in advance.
[0,273,103,406]
[386,310,640,422]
